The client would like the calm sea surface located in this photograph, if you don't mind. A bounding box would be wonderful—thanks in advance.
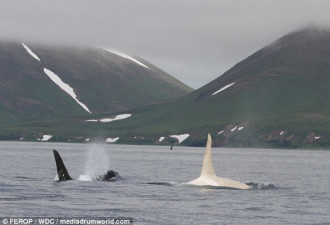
[0,141,329,225]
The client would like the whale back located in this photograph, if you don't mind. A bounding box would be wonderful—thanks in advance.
[200,134,216,177]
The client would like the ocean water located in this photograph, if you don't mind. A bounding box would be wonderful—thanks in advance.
[0,141,329,225]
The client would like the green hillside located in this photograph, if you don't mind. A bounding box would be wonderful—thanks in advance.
[3,27,330,148]
[0,42,192,125]
[30,44,193,112]
[0,42,85,124]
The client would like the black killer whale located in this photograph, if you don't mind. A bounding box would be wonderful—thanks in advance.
[53,149,119,181]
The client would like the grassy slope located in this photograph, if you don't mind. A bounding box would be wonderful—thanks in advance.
[0,42,87,125]
[134,56,193,93]
[29,45,193,112]
[3,28,330,148]
[0,42,192,126]
[91,27,330,147]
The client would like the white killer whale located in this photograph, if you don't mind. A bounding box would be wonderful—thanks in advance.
[187,134,251,190]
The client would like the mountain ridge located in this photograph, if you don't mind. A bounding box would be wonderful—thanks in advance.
[3,27,330,148]
[70,26,330,148]
[0,41,192,124]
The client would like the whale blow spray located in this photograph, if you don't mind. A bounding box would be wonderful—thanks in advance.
[78,144,110,181]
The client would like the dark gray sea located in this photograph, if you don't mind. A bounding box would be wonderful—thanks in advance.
[0,141,329,225]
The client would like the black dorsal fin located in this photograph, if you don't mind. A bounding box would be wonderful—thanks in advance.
[53,149,73,181]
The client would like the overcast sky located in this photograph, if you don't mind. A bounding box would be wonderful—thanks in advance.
[1,0,330,89]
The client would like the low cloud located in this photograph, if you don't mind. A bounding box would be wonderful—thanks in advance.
[1,0,330,88]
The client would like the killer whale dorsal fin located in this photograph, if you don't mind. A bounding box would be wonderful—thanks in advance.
[187,133,251,189]
[53,149,72,181]
[200,133,216,177]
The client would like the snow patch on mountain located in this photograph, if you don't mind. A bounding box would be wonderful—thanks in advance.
[159,137,165,142]
[38,134,52,141]
[106,137,120,143]
[86,114,131,122]
[44,68,92,113]
[170,133,190,143]
[212,82,235,96]
[86,119,98,122]
[230,126,238,132]
[105,49,149,69]
[99,114,131,122]
[21,43,41,61]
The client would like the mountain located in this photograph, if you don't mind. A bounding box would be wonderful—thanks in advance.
[3,27,330,148]
[0,41,192,125]
[180,26,330,147]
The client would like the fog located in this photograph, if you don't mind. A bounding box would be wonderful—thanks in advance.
[1,0,330,88]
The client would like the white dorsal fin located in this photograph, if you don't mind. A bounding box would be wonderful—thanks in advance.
[187,133,251,189]
[200,133,216,177]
